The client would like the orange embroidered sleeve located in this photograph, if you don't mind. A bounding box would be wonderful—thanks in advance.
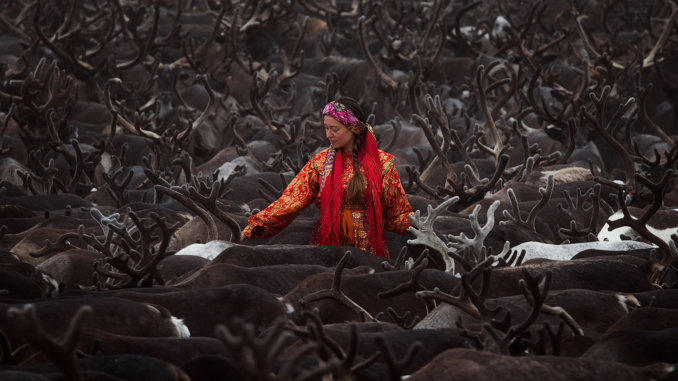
[381,156,414,235]
[243,159,320,238]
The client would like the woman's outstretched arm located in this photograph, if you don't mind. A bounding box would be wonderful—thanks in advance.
[242,159,320,238]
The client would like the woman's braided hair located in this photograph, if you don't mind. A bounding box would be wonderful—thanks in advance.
[335,96,368,205]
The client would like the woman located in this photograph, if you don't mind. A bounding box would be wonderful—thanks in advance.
[241,97,413,258]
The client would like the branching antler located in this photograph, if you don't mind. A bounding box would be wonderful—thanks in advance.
[374,335,422,381]
[412,113,456,184]
[407,197,460,273]
[275,16,308,85]
[526,66,570,129]
[573,0,677,69]
[299,251,375,321]
[102,166,134,208]
[437,130,509,204]
[250,75,293,143]
[155,184,219,241]
[581,85,637,194]
[404,166,443,199]
[215,315,341,381]
[557,183,608,241]
[446,200,507,265]
[104,78,161,139]
[358,15,398,89]
[30,231,82,258]
[257,174,289,203]
[176,74,219,141]
[409,197,509,274]
[378,253,435,315]
[82,211,180,288]
[7,304,92,381]
[416,258,501,322]
[155,175,242,243]
[501,174,555,231]
[187,177,242,243]
[475,62,509,161]
[482,268,552,354]
[605,170,676,284]
[295,310,379,377]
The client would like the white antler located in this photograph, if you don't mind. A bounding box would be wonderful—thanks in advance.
[408,197,460,273]
[446,200,500,255]
[409,198,508,275]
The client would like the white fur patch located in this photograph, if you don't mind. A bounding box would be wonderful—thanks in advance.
[175,240,234,260]
[277,296,295,313]
[491,16,511,39]
[616,295,630,313]
[624,294,640,308]
[598,210,678,244]
[404,257,415,270]
[456,26,478,39]
[510,240,654,262]
[171,316,191,338]
[285,303,295,313]
[41,273,60,296]
[615,294,641,313]
[6,304,35,320]
[216,157,259,181]
[240,203,252,214]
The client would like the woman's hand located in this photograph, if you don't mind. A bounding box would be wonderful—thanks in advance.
[241,225,265,240]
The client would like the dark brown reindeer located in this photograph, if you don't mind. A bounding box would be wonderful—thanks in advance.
[215,315,346,381]
[4,303,190,380]
[407,347,675,381]
[7,304,92,381]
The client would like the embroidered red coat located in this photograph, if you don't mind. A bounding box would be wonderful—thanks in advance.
[242,148,414,256]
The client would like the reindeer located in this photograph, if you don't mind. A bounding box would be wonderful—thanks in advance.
[1,0,677,379]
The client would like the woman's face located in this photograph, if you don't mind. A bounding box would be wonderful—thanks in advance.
[324,115,356,152]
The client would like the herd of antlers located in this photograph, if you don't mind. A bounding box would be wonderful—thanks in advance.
[1,0,678,379]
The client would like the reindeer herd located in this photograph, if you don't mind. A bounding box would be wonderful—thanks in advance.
[1,0,677,379]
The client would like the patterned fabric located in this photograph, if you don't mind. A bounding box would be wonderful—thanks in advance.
[242,149,413,256]
[350,210,370,252]
[319,145,335,192]
[322,101,367,135]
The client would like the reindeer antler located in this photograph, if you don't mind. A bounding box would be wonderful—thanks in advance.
[104,78,161,139]
[7,304,92,381]
[501,174,555,232]
[475,62,509,161]
[375,334,422,381]
[85,210,180,288]
[581,86,638,195]
[299,251,375,321]
[573,0,677,69]
[407,197,460,272]
[605,170,676,284]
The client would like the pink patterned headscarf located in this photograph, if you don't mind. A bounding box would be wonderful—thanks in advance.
[322,101,367,135]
